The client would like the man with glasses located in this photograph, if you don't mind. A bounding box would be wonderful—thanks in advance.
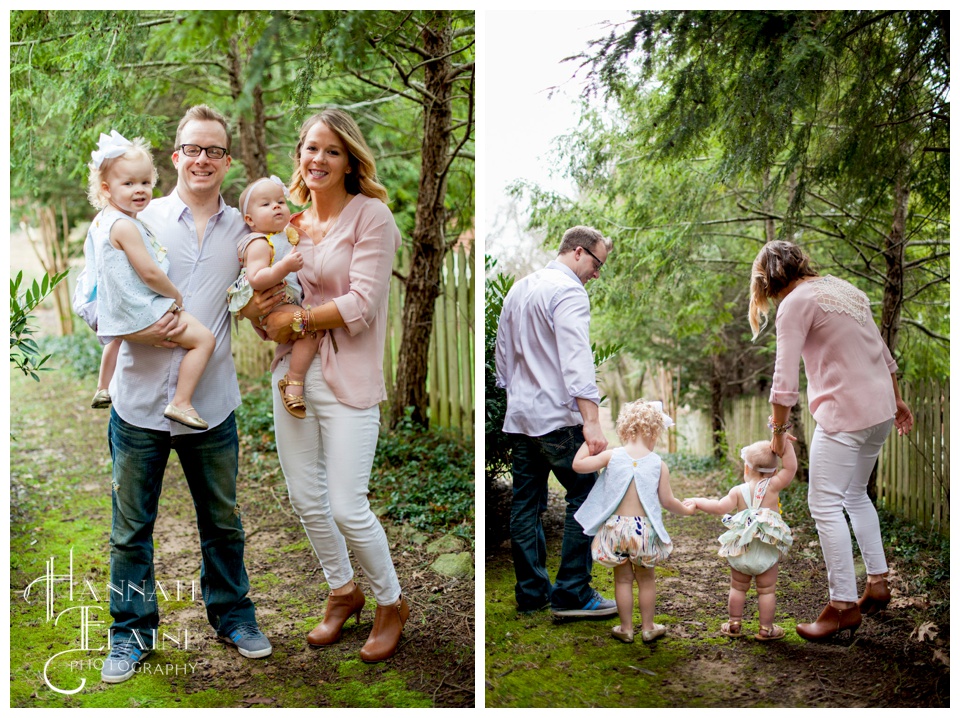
[100,104,274,684]
[495,225,616,619]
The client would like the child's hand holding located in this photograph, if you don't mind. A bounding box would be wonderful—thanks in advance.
[682,498,698,514]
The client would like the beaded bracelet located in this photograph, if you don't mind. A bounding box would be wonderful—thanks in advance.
[767,416,793,435]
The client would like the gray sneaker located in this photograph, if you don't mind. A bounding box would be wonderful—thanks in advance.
[101,640,152,684]
[221,623,273,658]
[551,591,618,620]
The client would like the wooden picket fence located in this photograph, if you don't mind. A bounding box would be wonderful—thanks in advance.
[722,381,949,536]
[231,242,475,437]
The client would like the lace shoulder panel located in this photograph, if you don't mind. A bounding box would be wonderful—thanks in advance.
[811,275,868,326]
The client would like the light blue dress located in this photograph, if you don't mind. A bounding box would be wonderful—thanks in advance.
[91,208,175,337]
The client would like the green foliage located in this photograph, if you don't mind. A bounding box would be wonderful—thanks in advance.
[373,408,474,539]
[36,329,104,378]
[234,373,277,453]
[10,270,68,381]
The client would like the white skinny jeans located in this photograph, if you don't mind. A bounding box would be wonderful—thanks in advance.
[807,418,893,603]
[273,355,401,605]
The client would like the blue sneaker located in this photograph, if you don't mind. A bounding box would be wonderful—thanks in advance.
[551,590,617,620]
[101,640,152,684]
[221,623,273,658]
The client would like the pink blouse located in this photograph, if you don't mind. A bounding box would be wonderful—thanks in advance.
[272,194,401,409]
[770,276,898,433]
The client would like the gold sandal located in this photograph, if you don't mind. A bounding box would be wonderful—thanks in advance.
[756,623,785,641]
[720,617,743,638]
[278,376,306,419]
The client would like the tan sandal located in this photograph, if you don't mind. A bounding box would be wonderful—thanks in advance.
[720,617,743,638]
[756,623,785,641]
[611,625,634,643]
[277,376,306,419]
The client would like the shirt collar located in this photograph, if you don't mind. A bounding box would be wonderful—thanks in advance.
[169,186,228,219]
[546,259,581,284]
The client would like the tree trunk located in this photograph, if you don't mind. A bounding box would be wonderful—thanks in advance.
[880,176,908,355]
[869,173,909,499]
[228,40,268,183]
[391,12,454,429]
[710,355,725,460]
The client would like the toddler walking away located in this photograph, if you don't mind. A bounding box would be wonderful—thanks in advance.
[85,130,215,429]
[687,436,797,641]
[228,176,317,419]
[573,400,695,644]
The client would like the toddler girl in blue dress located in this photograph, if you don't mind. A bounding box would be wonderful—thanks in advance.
[688,436,797,640]
[83,130,215,429]
[574,400,695,644]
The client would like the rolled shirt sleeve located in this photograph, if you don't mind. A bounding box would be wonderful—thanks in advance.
[553,287,601,407]
[331,201,398,336]
[769,291,815,408]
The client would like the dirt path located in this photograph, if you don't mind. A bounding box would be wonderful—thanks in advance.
[10,367,474,708]
[484,461,949,708]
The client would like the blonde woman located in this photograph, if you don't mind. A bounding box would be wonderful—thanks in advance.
[749,240,914,642]
[262,110,406,662]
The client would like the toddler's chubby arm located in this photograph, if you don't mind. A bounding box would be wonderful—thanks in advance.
[244,238,304,291]
[688,487,740,516]
[659,464,696,516]
[572,442,614,474]
[769,434,798,493]
[112,219,182,307]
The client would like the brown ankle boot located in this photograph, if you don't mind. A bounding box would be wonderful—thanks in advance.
[858,576,891,616]
[359,596,410,662]
[796,602,861,642]
[307,584,365,646]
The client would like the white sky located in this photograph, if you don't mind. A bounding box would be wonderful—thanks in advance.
[482,11,633,267]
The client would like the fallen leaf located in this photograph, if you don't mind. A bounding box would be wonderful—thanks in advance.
[933,649,949,667]
[914,621,938,642]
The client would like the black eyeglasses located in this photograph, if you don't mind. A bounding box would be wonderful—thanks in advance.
[178,144,228,159]
[580,245,604,271]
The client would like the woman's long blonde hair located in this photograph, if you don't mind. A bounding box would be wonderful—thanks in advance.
[748,240,819,339]
[288,109,388,205]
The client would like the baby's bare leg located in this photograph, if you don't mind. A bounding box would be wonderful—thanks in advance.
[634,564,656,631]
[755,563,779,628]
[168,311,215,410]
[613,562,635,634]
[284,331,321,398]
[728,567,751,623]
[99,338,121,391]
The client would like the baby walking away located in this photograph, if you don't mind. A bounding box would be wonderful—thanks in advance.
[687,435,798,640]
[86,130,215,430]
[572,400,695,643]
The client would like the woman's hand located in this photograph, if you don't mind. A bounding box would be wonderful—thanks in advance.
[894,398,914,436]
[262,305,300,344]
[770,431,787,457]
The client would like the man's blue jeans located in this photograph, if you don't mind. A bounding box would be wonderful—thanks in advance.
[510,426,597,611]
[108,410,256,642]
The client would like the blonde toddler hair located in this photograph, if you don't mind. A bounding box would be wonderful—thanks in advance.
[615,399,667,447]
[86,137,157,210]
[740,439,779,478]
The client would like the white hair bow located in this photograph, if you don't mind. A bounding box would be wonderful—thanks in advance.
[649,400,675,428]
[740,446,777,473]
[91,130,132,168]
[241,175,291,216]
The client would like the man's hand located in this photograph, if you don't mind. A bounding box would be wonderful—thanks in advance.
[582,419,608,455]
[122,310,185,348]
